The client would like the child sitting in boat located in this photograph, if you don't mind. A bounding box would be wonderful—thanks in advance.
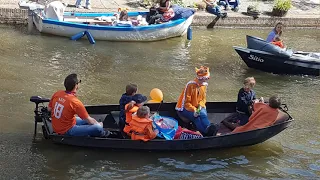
[123,94,148,136]
[119,83,138,132]
[113,10,133,26]
[222,77,263,130]
[126,106,159,141]
[232,95,289,133]
[271,35,285,49]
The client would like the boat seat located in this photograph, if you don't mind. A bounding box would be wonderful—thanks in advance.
[177,111,191,124]
[110,111,120,125]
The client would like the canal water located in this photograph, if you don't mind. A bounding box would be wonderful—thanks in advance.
[0,25,319,179]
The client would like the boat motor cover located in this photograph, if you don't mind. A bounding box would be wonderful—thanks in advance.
[246,35,293,58]
[44,1,65,21]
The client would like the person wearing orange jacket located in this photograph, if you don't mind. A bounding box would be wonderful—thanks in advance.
[123,94,147,137]
[271,35,285,48]
[127,106,159,141]
[175,66,218,136]
[232,95,289,133]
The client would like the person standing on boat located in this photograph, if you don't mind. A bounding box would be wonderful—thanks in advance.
[266,22,283,42]
[48,73,109,137]
[75,0,91,9]
[175,66,219,136]
[232,95,289,133]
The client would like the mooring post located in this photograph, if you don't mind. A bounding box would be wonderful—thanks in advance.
[27,9,34,32]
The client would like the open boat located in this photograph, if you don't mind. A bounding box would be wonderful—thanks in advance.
[21,1,194,42]
[234,35,320,76]
[30,96,293,151]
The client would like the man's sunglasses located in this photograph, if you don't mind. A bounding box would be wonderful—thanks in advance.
[77,80,82,84]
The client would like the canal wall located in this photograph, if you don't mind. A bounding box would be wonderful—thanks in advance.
[0,7,319,28]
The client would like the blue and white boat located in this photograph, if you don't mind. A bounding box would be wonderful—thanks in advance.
[22,1,194,42]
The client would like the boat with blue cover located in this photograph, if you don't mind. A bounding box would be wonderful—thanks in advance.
[234,35,320,76]
[30,96,293,151]
[22,1,194,42]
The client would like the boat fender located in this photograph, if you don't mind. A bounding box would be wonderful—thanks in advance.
[70,31,85,41]
[187,26,192,40]
[85,31,96,44]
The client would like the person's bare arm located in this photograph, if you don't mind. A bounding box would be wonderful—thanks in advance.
[202,0,212,6]
[84,116,102,126]
[158,0,171,11]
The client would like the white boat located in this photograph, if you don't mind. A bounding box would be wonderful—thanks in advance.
[26,1,194,42]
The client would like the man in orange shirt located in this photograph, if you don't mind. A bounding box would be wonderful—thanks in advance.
[48,73,109,137]
[175,66,218,136]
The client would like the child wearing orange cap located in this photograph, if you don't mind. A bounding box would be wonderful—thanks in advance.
[175,66,219,136]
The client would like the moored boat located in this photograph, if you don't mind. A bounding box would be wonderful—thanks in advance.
[30,96,293,151]
[234,35,320,76]
[24,1,194,42]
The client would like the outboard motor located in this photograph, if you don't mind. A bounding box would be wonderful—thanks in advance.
[44,1,66,21]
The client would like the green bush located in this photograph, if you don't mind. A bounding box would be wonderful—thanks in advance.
[273,0,292,11]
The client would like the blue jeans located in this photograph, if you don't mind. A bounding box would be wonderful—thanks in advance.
[65,117,105,137]
[179,108,210,134]
[75,0,91,7]
[206,6,222,16]
[218,1,228,9]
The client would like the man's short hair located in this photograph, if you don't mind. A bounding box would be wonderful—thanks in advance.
[269,95,281,108]
[137,106,150,118]
[64,73,79,91]
[126,83,137,95]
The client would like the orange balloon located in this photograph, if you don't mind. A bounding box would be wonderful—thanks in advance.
[148,99,161,103]
[150,88,163,102]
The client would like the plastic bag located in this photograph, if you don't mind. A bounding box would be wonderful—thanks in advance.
[151,113,178,140]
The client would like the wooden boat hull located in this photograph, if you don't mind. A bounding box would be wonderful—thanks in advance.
[32,11,194,42]
[31,97,293,151]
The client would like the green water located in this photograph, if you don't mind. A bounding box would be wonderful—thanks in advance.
[0,25,319,179]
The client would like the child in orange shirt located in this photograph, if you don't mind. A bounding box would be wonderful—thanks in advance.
[271,35,284,48]
[127,106,159,141]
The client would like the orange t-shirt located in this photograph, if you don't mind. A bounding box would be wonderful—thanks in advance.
[48,90,89,134]
[232,102,279,133]
[271,41,284,48]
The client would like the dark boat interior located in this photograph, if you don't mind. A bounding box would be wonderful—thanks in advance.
[43,102,237,139]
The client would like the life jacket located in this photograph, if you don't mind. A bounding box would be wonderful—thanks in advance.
[175,80,207,112]
[232,103,279,133]
[129,115,157,141]
[271,41,284,48]
[123,103,139,135]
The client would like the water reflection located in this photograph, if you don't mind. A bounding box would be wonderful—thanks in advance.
[0,25,319,179]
